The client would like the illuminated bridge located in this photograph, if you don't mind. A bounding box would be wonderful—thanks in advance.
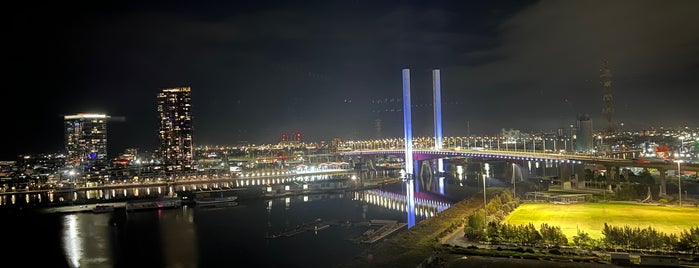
[354,189,451,220]
[336,69,697,200]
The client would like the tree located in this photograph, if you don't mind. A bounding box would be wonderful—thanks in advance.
[463,226,485,241]
[467,209,486,230]
[524,223,542,246]
[677,227,699,254]
[486,221,500,242]
[541,223,568,246]
[486,195,502,215]
[573,229,594,249]
[499,189,513,204]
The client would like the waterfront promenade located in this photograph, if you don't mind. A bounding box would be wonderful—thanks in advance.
[0,169,356,196]
[0,171,400,214]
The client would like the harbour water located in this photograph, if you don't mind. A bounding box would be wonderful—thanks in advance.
[1,171,471,268]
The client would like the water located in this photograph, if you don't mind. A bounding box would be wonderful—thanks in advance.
[1,175,470,268]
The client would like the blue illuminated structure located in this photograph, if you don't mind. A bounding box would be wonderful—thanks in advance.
[402,69,413,175]
[432,69,444,173]
[406,178,415,228]
[402,68,416,228]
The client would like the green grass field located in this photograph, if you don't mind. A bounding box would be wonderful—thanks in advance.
[504,202,699,241]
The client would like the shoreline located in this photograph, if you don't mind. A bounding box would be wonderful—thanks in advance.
[336,192,699,268]
[0,177,401,214]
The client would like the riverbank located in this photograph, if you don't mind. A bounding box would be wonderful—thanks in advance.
[336,188,615,268]
[336,189,488,268]
[0,176,401,215]
[337,188,699,268]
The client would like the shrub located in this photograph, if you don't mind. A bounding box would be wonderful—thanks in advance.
[463,227,485,241]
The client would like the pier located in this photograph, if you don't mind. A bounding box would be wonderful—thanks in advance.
[358,220,408,244]
[266,218,407,244]
[266,218,331,238]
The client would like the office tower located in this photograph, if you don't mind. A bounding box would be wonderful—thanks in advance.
[157,86,194,171]
[64,113,110,170]
[575,114,594,152]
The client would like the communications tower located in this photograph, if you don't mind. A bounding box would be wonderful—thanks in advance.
[601,60,615,133]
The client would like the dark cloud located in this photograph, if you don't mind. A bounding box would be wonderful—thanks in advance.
[448,0,699,131]
[3,0,696,160]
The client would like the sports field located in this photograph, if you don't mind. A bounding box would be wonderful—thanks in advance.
[504,202,699,240]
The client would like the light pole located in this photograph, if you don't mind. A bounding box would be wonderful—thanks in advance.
[676,160,682,206]
[512,163,516,200]
[483,172,487,228]
[679,136,685,158]
[522,138,527,152]
[542,138,546,153]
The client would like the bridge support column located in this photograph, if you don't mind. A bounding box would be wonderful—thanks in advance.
[560,163,572,186]
[659,168,667,197]
[420,160,434,191]
[605,165,618,181]
[542,161,547,178]
[574,164,585,189]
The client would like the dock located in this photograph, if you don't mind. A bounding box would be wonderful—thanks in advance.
[265,218,406,243]
[359,220,407,244]
[266,218,330,238]
[38,202,127,214]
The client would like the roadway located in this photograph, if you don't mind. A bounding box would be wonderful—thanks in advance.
[338,148,699,172]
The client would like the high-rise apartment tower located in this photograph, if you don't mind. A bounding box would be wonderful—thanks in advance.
[157,86,194,170]
[64,113,110,170]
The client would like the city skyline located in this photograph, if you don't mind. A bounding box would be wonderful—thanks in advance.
[4,0,698,159]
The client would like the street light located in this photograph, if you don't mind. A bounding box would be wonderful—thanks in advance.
[482,162,491,227]
[675,160,682,207]
[482,172,487,229]
[512,163,516,200]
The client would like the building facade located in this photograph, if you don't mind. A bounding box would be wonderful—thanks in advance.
[575,114,594,152]
[64,113,110,170]
[157,86,194,171]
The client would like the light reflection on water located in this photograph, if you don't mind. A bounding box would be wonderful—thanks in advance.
[61,213,114,268]
[0,165,507,267]
[63,214,81,267]
[1,173,356,208]
[49,178,465,267]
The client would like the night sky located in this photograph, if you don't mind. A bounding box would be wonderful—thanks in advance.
[4,0,698,160]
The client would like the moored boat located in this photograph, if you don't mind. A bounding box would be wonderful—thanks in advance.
[194,196,238,206]
[126,198,181,211]
[92,205,114,213]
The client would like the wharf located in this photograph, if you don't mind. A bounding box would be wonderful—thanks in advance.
[265,218,407,244]
[266,218,331,238]
[38,201,127,214]
[360,223,407,243]
[357,220,408,244]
